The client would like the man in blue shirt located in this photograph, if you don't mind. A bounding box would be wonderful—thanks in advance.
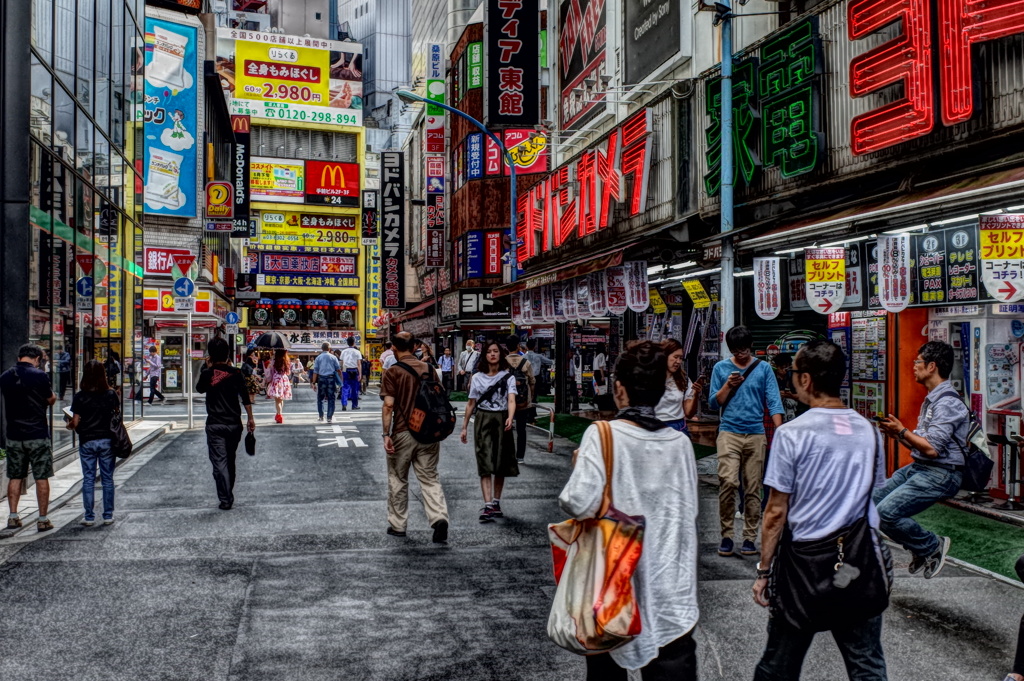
[311,342,343,423]
[438,347,455,394]
[708,326,784,557]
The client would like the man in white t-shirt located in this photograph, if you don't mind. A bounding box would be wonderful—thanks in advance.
[340,336,363,410]
[379,341,396,371]
[752,340,889,680]
[592,343,608,398]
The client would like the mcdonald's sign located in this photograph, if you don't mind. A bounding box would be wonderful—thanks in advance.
[304,160,360,207]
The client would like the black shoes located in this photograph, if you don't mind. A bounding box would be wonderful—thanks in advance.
[431,519,449,544]
[218,502,232,510]
[386,527,407,537]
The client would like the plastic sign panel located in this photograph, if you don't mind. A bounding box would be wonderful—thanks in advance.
[605,266,629,315]
[753,257,782,320]
[230,115,251,238]
[980,214,1024,302]
[485,0,540,127]
[468,42,484,89]
[649,287,667,314]
[559,0,608,131]
[625,261,650,312]
[361,190,378,245]
[683,280,711,309]
[216,29,363,126]
[250,157,305,203]
[877,234,912,312]
[205,181,233,219]
[145,247,194,276]
[381,152,406,309]
[143,17,199,217]
[504,130,548,174]
[804,247,847,314]
[426,43,445,115]
[252,211,358,253]
[305,161,359,206]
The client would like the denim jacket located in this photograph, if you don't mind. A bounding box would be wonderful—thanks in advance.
[912,380,970,466]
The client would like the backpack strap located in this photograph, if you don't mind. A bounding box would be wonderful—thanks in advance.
[395,361,427,382]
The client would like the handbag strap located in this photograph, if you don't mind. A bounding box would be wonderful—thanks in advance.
[596,420,615,518]
[719,358,761,413]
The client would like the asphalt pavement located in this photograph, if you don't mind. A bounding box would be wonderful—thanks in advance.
[0,387,1020,680]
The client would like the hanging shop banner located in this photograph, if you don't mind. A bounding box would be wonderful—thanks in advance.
[252,211,359,253]
[465,231,483,278]
[649,288,667,314]
[877,235,911,312]
[576,278,592,320]
[426,43,445,115]
[143,17,199,217]
[426,194,446,269]
[589,271,609,316]
[625,261,650,312]
[753,257,782,320]
[559,0,608,131]
[361,190,378,245]
[484,0,540,127]
[215,28,363,126]
[563,281,579,320]
[511,290,525,325]
[605,266,629,315]
[805,247,847,314]
[250,157,305,203]
[304,161,360,206]
[381,151,406,309]
[205,181,233,219]
[541,284,556,322]
[980,214,1024,303]
[554,282,569,323]
[230,115,251,238]
[529,287,543,322]
[683,280,711,309]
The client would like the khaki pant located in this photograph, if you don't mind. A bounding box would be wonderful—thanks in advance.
[717,431,767,542]
[387,431,449,532]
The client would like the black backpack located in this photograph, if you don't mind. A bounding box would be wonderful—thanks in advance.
[396,362,457,444]
[510,360,530,408]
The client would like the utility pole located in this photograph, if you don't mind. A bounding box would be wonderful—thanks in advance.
[718,0,735,358]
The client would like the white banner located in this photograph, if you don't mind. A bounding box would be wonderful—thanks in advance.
[541,284,555,322]
[575,278,590,323]
[563,281,578,320]
[511,290,525,325]
[753,257,782,320]
[804,247,846,314]
[980,214,1024,302]
[530,287,543,323]
[877,234,911,312]
[605,266,629,315]
[625,261,650,312]
[589,272,608,317]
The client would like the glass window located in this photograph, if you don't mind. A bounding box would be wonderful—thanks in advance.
[53,83,75,164]
[76,114,95,181]
[95,0,111,137]
[77,0,96,116]
[31,54,53,144]
[54,0,76,90]
[32,0,53,65]
[94,134,111,202]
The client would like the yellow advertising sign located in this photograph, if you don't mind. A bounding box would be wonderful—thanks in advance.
[649,287,667,313]
[252,210,360,253]
[250,157,305,203]
[683,280,711,309]
[804,247,846,283]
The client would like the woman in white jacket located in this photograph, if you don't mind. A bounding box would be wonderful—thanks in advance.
[558,340,700,680]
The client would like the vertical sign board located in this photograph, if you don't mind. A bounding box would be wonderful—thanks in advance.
[484,231,503,275]
[485,0,540,127]
[877,234,911,312]
[230,115,250,237]
[559,0,607,131]
[623,0,681,86]
[805,248,847,314]
[425,154,446,269]
[753,257,782,320]
[381,152,406,310]
[426,43,445,115]
[361,190,378,245]
[980,214,1024,303]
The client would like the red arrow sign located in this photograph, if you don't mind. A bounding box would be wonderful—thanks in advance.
[818,297,835,313]
[999,282,1021,300]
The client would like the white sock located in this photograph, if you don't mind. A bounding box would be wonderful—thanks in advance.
[8,513,18,519]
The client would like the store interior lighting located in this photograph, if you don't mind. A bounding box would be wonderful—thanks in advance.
[930,214,979,226]
[734,270,755,277]
[670,260,698,270]
[774,245,811,255]
[819,234,876,247]
[647,265,666,275]
[882,224,929,235]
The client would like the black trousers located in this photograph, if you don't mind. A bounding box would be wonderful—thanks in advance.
[442,371,454,393]
[514,410,530,460]
[148,376,164,403]
[206,423,242,505]
[585,632,696,681]
[59,371,71,399]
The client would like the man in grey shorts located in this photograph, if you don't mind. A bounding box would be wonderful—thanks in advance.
[0,344,58,532]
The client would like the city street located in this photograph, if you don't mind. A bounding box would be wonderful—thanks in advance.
[0,389,1019,680]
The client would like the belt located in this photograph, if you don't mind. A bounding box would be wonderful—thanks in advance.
[915,460,964,472]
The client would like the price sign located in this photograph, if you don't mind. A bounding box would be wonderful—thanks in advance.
[877,235,911,312]
[980,214,1024,302]
[804,248,846,314]
[683,280,711,309]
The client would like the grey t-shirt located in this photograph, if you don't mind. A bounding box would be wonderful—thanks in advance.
[764,408,885,541]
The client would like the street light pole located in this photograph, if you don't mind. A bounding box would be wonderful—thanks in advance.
[394,90,518,282]
[718,1,735,358]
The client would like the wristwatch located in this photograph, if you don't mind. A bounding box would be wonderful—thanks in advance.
[898,428,909,441]
[756,562,773,579]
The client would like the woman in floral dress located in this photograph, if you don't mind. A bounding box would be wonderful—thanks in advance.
[265,348,292,423]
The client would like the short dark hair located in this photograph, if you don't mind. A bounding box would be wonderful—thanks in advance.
[774,353,793,368]
[80,360,110,392]
[346,336,355,347]
[918,341,954,379]
[613,341,668,407]
[321,342,331,351]
[793,340,846,398]
[505,334,520,352]
[149,345,158,353]
[17,344,45,360]
[208,337,230,363]
[391,332,414,353]
[526,338,537,350]
[384,341,392,350]
[725,326,753,353]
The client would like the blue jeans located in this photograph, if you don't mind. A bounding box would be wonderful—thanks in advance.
[342,370,360,408]
[873,462,961,558]
[317,377,337,419]
[79,439,115,521]
[664,419,690,437]
[754,614,886,680]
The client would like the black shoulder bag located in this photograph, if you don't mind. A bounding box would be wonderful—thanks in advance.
[769,434,893,632]
[109,391,134,459]
[718,358,761,413]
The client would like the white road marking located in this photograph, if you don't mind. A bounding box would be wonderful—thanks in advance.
[317,436,367,448]
[316,425,360,434]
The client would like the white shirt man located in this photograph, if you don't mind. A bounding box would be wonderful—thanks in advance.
[341,345,363,371]
[339,341,363,410]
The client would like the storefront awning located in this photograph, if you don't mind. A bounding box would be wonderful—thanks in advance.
[491,248,626,298]
[391,298,436,323]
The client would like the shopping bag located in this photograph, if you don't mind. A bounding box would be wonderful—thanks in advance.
[547,421,645,654]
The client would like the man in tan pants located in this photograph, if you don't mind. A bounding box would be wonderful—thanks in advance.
[381,332,450,543]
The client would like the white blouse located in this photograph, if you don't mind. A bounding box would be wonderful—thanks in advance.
[655,375,695,422]
[558,420,700,670]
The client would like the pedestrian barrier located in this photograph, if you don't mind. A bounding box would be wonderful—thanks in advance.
[536,404,556,452]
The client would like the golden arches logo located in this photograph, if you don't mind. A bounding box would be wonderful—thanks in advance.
[320,164,347,187]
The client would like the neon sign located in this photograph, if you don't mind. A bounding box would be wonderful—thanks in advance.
[848,0,1024,154]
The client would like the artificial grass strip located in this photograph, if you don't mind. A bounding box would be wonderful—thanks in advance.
[535,413,594,444]
[915,504,1024,581]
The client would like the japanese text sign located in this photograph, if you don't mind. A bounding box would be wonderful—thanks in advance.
[426,43,445,115]
[252,211,359,253]
[304,161,360,206]
[250,157,305,203]
[381,152,406,309]
[605,266,628,315]
[877,234,911,312]
[361,190,378,245]
[625,261,650,312]
[753,257,782,320]
[980,214,1024,302]
[485,0,540,126]
[205,181,233,219]
[804,247,846,314]
[683,280,711,309]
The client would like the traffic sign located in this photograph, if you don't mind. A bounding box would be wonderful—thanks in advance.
[171,252,197,280]
[174,296,195,312]
[174,277,196,297]
[226,324,239,335]
[226,311,240,324]
[75,277,94,298]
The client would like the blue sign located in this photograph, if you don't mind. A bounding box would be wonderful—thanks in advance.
[1013,319,1024,338]
[466,133,484,180]
[143,18,199,218]
[76,277,94,298]
[226,312,240,324]
[466,231,483,278]
[174,277,196,297]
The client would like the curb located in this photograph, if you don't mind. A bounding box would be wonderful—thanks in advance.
[942,497,1024,529]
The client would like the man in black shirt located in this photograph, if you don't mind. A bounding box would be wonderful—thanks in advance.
[0,344,57,531]
[196,338,255,510]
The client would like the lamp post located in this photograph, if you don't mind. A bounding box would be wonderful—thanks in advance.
[717,1,735,358]
[394,89,518,282]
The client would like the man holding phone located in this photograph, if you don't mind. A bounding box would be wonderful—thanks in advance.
[709,326,785,558]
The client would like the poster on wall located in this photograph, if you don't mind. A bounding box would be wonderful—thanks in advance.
[250,157,305,203]
[753,256,782,320]
[804,247,846,314]
[980,214,1024,303]
[605,266,628,315]
[381,151,406,309]
[558,0,608,131]
[625,261,650,312]
[485,0,540,127]
[143,17,199,217]
[877,234,911,312]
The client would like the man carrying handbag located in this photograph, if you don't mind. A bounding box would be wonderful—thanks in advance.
[752,341,892,681]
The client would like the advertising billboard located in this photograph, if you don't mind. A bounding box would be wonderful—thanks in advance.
[304,160,360,206]
[361,190,378,245]
[230,115,251,238]
[250,156,305,203]
[143,17,199,217]
[251,211,360,253]
[485,0,540,127]
[426,43,445,115]
[215,28,363,126]
[558,0,608,131]
[381,152,406,309]
[623,0,680,85]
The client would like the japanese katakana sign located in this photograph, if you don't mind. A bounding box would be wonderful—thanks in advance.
[804,247,846,314]
[980,214,1024,302]
[381,152,406,309]
[485,0,539,126]
[877,234,911,312]
[753,257,782,320]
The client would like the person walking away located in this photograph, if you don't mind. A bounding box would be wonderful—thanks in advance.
[708,326,784,557]
[457,340,476,392]
[874,341,966,578]
[104,350,122,393]
[461,340,519,523]
[380,332,450,543]
[312,342,342,423]
[504,335,535,464]
[361,357,371,394]
[340,337,363,411]
[241,348,262,404]
[524,339,553,396]
[67,360,120,526]
[0,344,57,532]
[567,347,582,411]
[196,338,256,510]
[1006,553,1024,681]
[752,340,889,681]
[265,348,292,423]
[55,346,72,401]
[559,341,700,680]
[439,347,455,394]
[656,339,705,437]
[380,341,396,372]
[143,345,165,404]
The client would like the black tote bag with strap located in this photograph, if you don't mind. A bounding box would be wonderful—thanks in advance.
[109,392,133,459]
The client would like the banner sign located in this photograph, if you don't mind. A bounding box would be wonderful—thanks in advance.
[624,0,680,85]
[753,256,782,320]
[361,190,378,245]
[230,115,251,238]
[426,155,445,194]
[484,230,503,276]
[503,130,548,174]
[605,266,628,315]
[215,28,363,126]
[563,281,579,319]
[625,261,650,312]
[381,151,406,309]
[426,194,446,269]
[145,247,195,276]
[257,253,357,276]
[252,211,359,253]
[877,234,911,312]
[805,247,847,314]
[683,280,711,309]
[649,287,667,314]
[465,231,483,278]
[485,0,540,127]
[250,157,305,203]
[39,235,67,308]
[589,272,609,316]
[468,41,484,88]
[143,17,199,217]
[205,181,233,219]
[541,284,555,322]
[980,214,1024,302]
[426,43,445,115]
[425,115,445,154]
[304,161,360,206]
[558,0,608,130]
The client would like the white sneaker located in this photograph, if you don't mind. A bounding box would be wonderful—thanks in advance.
[80,519,95,527]
[103,518,115,526]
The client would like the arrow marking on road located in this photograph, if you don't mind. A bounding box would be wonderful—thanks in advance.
[317,436,367,448]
